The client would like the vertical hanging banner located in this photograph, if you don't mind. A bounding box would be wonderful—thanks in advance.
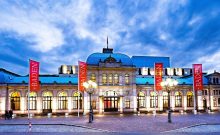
[29,59,40,91]
[193,64,203,91]
[154,63,163,90]
[78,61,87,91]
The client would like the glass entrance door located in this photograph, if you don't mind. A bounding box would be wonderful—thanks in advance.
[104,97,118,112]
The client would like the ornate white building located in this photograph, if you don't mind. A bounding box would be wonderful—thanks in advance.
[0,47,220,115]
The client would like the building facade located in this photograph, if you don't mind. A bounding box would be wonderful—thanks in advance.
[0,47,220,115]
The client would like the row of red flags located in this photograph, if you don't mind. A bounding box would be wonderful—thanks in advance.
[29,60,203,92]
[29,60,88,92]
[155,63,203,91]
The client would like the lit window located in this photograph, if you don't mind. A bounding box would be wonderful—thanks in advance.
[114,74,119,84]
[125,74,129,84]
[58,92,67,110]
[125,99,130,108]
[175,92,182,107]
[102,74,107,84]
[138,92,145,108]
[73,92,82,109]
[27,92,37,110]
[108,74,113,85]
[42,91,53,110]
[91,73,96,82]
[10,92,21,110]
[163,92,168,109]
[150,92,158,108]
[187,92,193,107]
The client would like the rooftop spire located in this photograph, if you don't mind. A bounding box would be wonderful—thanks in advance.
[107,36,109,49]
[103,36,113,53]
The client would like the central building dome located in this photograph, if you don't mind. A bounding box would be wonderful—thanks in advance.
[86,48,133,66]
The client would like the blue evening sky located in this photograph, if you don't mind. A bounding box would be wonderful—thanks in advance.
[0,0,220,75]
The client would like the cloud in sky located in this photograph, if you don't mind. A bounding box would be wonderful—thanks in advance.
[0,0,220,75]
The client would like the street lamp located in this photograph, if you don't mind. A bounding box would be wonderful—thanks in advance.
[83,80,97,123]
[161,78,178,123]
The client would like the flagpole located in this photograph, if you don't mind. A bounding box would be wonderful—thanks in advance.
[28,59,30,119]
[28,59,31,132]
[77,61,80,117]
[154,63,157,117]
[193,65,197,114]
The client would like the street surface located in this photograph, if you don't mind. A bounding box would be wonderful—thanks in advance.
[0,112,220,134]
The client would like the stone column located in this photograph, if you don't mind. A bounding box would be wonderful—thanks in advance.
[37,96,42,113]
[83,92,89,115]
[99,97,103,114]
[183,95,187,111]
[68,96,72,112]
[52,97,57,113]
[120,97,123,113]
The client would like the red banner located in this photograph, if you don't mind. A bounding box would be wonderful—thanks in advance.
[79,61,87,91]
[193,64,203,91]
[155,63,163,90]
[29,60,40,91]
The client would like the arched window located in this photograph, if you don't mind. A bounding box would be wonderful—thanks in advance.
[108,74,113,85]
[175,92,182,107]
[10,92,20,110]
[150,92,158,108]
[213,78,216,84]
[42,91,53,110]
[102,74,107,84]
[163,92,168,109]
[138,92,145,108]
[187,91,193,107]
[217,78,219,84]
[58,92,67,110]
[114,74,119,85]
[73,92,82,109]
[27,92,37,110]
[125,74,129,84]
[90,73,96,82]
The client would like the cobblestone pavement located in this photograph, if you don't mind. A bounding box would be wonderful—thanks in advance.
[0,112,220,134]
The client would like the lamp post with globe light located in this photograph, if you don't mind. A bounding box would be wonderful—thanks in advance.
[161,78,178,123]
[83,80,97,123]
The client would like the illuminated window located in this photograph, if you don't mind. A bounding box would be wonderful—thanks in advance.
[42,91,53,110]
[27,92,37,110]
[114,74,119,84]
[73,92,82,109]
[108,74,113,85]
[102,74,107,84]
[163,92,168,109]
[10,92,20,110]
[125,99,130,108]
[138,92,145,108]
[125,74,129,84]
[187,92,193,107]
[90,73,96,82]
[175,92,182,107]
[150,92,158,108]
[58,92,67,110]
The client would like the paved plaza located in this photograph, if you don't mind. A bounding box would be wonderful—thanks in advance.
[0,112,220,134]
